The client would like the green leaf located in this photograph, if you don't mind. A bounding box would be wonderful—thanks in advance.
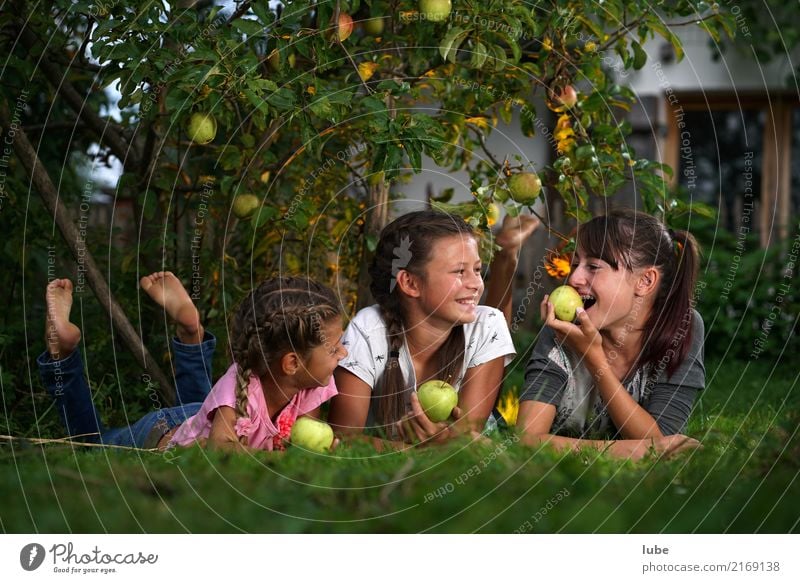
[233,18,264,37]
[631,41,647,70]
[471,41,488,69]
[266,88,296,110]
[439,26,469,63]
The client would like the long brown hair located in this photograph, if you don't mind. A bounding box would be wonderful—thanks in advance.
[230,277,340,421]
[576,209,700,377]
[369,210,476,426]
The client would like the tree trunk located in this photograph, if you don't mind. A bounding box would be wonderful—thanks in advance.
[355,180,390,310]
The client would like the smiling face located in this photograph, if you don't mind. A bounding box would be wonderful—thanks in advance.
[568,248,650,332]
[413,234,484,327]
[296,316,348,388]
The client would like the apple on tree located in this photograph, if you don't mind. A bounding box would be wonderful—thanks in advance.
[334,12,354,42]
[363,16,385,36]
[290,416,335,452]
[187,112,217,145]
[558,85,578,109]
[549,285,584,322]
[419,0,452,22]
[417,380,458,422]
[232,194,260,219]
[507,172,542,205]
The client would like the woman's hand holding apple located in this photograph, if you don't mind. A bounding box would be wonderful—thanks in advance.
[541,296,605,368]
[395,392,463,445]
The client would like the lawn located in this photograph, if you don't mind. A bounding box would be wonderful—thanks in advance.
[1,358,798,533]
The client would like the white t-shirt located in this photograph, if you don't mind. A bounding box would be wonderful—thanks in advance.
[339,305,516,426]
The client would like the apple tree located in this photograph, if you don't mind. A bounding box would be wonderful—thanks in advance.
[0,0,736,404]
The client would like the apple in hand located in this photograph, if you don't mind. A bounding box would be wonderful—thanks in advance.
[549,285,584,322]
[290,416,334,452]
[507,172,542,205]
[419,0,452,22]
[417,380,458,422]
[187,112,217,145]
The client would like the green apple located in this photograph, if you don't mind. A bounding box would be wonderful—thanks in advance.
[363,16,385,36]
[417,380,458,422]
[549,285,583,322]
[232,194,259,219]
[507,172,542,205]
[419,0,452,22]
[290,416,334,452]
[187,112,217,145]
[267,49,280,71]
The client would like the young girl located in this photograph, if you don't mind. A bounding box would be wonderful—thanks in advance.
[328,210,517,444]
[517,209,704,459]
[38,273,347,451]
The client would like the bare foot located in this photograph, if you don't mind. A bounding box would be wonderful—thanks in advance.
[140,272,204,344]
[45,279,82,359]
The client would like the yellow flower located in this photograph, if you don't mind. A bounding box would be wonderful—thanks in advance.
[545,252,571,278]
[554,113,576,153]
[465,116,491,130]
[584,41,597,53]
[306,85,316,96]
[358,61,379,82]
[496,392,519,426]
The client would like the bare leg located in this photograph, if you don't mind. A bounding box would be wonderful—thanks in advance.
[140,271,204,344]
[45,279,81,359]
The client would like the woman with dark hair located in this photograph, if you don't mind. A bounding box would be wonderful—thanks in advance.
[328,210,520,444]
[518,209,704,459]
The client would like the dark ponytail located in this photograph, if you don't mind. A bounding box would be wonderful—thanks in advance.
[369,210,473,427]
[577,209,700,377]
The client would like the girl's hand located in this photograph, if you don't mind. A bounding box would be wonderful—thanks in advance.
[395,392,462,445]
[541,296,604,366]
[495,214,540,253]
[617,434,701,461]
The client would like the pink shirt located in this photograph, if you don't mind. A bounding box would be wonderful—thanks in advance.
[168,363,338,451]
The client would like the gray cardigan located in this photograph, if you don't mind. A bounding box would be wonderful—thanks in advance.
[519,310,705,438]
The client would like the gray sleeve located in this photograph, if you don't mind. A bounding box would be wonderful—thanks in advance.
[645,310,706,435]
[519,327,569,405]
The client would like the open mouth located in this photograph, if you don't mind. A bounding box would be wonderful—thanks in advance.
[456,298,476,307]
[581,294,597,310]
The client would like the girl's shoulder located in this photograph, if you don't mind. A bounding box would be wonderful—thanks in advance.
[348,305,386,331]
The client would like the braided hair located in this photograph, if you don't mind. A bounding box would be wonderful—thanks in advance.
[368,210,476,426]
[230,277,340,422]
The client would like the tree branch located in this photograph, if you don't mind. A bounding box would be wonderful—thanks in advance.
[17,24,141,170]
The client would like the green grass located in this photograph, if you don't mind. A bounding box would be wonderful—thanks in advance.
[2,359,798,533]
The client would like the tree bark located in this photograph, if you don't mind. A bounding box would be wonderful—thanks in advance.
[1,103,175,406]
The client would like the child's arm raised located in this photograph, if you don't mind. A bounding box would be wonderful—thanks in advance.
[484,214,539,326]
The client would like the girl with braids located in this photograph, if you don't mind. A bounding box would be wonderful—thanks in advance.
[328,210,517,444]
[518,209,705,459]
[39,272,346,452]
[168,275,345,451]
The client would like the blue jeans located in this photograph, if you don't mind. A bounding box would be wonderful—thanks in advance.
[37,333,216,448]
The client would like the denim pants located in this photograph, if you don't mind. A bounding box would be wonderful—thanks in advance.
[37,333,216,448]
